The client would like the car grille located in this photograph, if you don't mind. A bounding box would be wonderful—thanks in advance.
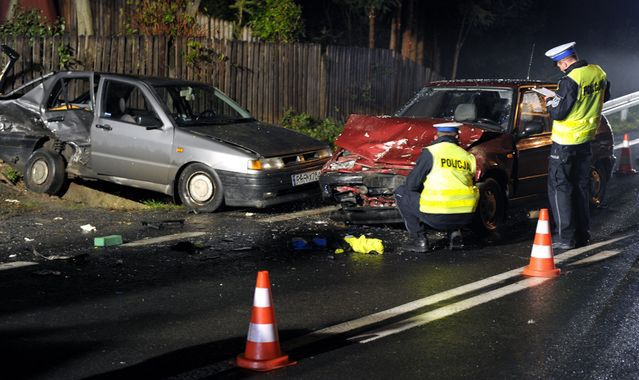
[281,151,326,167]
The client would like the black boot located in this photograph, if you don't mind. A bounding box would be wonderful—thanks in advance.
[402,235,429,253]
[449,230,464,250]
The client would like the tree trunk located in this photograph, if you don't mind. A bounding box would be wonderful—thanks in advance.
[451,14,467,80]
[5,0,18,20]
[186,0,202,18]
[368,6,376,49]
[75,0,93,36]
[401,0,415,60]
[389,3,401,52]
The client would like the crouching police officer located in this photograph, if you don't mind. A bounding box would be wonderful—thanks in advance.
[544,41,610,249]
[395,122,479,252]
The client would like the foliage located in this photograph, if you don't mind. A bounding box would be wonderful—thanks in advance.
[141,199,184,210]
[123,0,204,37]
[185,40,228,68]
[280,109,343,147]
[200,0,236,19]
[231,0,303,43]
[57,44,77,70]
[2,166,21,184]
[0,5,65,39]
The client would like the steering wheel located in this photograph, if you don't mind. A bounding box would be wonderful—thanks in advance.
[476,118,497,125]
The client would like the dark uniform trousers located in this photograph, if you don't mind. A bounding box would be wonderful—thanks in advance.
[547,141,592,245]
[395,184,473,238]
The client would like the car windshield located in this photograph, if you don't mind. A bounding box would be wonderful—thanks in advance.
[397,86,514,131]
[153,84,252,126]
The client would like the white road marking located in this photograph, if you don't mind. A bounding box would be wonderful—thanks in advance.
[121,232,206,247]
[0,261,38,271]
[567,250,620,266]
[351,277,550,344]
[284,234,631,350]
[613,137,639,150]
[257,205,340,223]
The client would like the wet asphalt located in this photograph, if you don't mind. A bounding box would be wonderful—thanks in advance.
[1,134,639,379]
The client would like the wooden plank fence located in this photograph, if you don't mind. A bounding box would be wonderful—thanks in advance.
[0,36,439,124]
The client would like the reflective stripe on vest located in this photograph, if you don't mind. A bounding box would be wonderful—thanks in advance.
[419,142,479,214]
[552,64,607,145]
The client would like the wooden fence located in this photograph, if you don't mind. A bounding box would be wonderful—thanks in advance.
[0,36,439,124]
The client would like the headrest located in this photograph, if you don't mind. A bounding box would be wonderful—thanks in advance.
[454,103,477,122]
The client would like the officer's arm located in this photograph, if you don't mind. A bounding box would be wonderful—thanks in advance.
[548,76,578,120]
[405,149,433,192]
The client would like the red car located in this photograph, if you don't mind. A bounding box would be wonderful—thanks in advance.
[319,79,615,234]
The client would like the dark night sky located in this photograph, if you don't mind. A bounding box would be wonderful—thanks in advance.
[459,0,639,97]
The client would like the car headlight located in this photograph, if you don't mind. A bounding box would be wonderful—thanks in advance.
[317,148,333,158]
[248,157,285,170]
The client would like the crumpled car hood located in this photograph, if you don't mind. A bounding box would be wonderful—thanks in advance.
[334,114,487,165]
[181,120,327,157]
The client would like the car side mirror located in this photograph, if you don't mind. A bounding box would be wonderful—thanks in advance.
[517,121,544,139]
[137,115,163,130]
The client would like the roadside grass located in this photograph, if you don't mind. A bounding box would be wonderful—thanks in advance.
[141,199,184,211]
[1,165,21,184]
[606,107,639,134]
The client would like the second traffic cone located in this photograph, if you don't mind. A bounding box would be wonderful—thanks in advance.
[236,271,296,371]
[614,133,637,175]
[522,208,560,278]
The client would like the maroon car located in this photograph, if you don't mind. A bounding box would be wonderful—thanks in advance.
[319,79,615,234]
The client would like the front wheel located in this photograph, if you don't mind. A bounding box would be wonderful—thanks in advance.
[472,177,505,236]
[24,148,66,195]
[177,163,224,213]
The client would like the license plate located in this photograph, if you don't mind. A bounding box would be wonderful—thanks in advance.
[291,170,321,186]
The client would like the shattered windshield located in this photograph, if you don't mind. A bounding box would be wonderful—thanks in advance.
[397,87,514,131]
[153,84,252,126]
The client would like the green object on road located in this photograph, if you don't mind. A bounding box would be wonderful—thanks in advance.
[94,235,123,247]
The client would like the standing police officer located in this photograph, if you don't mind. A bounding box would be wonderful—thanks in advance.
[395,122,479,252]
[544,42,610,249]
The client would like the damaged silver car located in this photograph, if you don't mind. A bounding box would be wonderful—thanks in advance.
[0,45,331,212]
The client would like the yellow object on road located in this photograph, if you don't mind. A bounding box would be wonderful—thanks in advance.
[342,235,384,255]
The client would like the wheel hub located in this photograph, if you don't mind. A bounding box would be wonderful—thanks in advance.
[31,159,49,185]
[188,172,214,203]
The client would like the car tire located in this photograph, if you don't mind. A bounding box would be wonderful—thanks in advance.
[472,177,505,236]
[590,162,609,208]
[23,148,66,195]
[177,163,224,213]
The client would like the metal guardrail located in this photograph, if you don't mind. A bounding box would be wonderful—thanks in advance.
[602,91,639,116]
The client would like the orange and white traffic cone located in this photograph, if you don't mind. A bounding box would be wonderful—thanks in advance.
[614,133,637,175]
[522,208,560,278]
[236,271,296,371]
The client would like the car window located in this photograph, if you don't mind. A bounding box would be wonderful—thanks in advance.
[518,91,551,134]
[397,87,513,131]
[153,84,251,126]
[46,77,92,111]
[101,80,158,125]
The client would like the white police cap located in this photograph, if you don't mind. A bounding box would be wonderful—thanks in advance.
[434,122,462,133]
[545,42,576,62]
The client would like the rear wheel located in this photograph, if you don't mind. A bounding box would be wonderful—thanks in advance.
[177,163,224,213]
[23,148,66,195]
[472,177,505,235]
[590,162,609,208]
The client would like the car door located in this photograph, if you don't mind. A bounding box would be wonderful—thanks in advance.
[91,78,174,185]
[514,89,553,197]
[43,73,95,144]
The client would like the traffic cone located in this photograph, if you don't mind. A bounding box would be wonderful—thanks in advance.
[236,271,296,371]
[522,208,560,278]
[614,133,637,175]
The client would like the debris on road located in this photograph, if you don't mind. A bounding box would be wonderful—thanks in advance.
[94,235,123,247]
[32,248,72,261]
[4,199,19,203]
[341,235,384,255]
[32,269,62,276]
[141,219,185,230]
[81,224,96,232]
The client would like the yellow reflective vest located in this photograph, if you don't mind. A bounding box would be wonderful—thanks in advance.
[552,64,607,145]
[419,142,479,214]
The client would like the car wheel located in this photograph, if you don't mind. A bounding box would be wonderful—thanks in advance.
[177,163,224,213]
[590,162,609,208]
[472,177,505,235]
[24,148,66,195]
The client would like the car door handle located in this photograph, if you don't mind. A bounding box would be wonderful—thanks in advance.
[95,124,112,131]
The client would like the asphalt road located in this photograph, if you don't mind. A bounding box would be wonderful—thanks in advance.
[1,137,638,379]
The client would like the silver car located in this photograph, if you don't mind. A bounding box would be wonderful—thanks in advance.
[0,46,331,212]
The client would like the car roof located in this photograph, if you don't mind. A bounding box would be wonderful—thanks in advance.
[428,79,550,88]
[50,71,212,87]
